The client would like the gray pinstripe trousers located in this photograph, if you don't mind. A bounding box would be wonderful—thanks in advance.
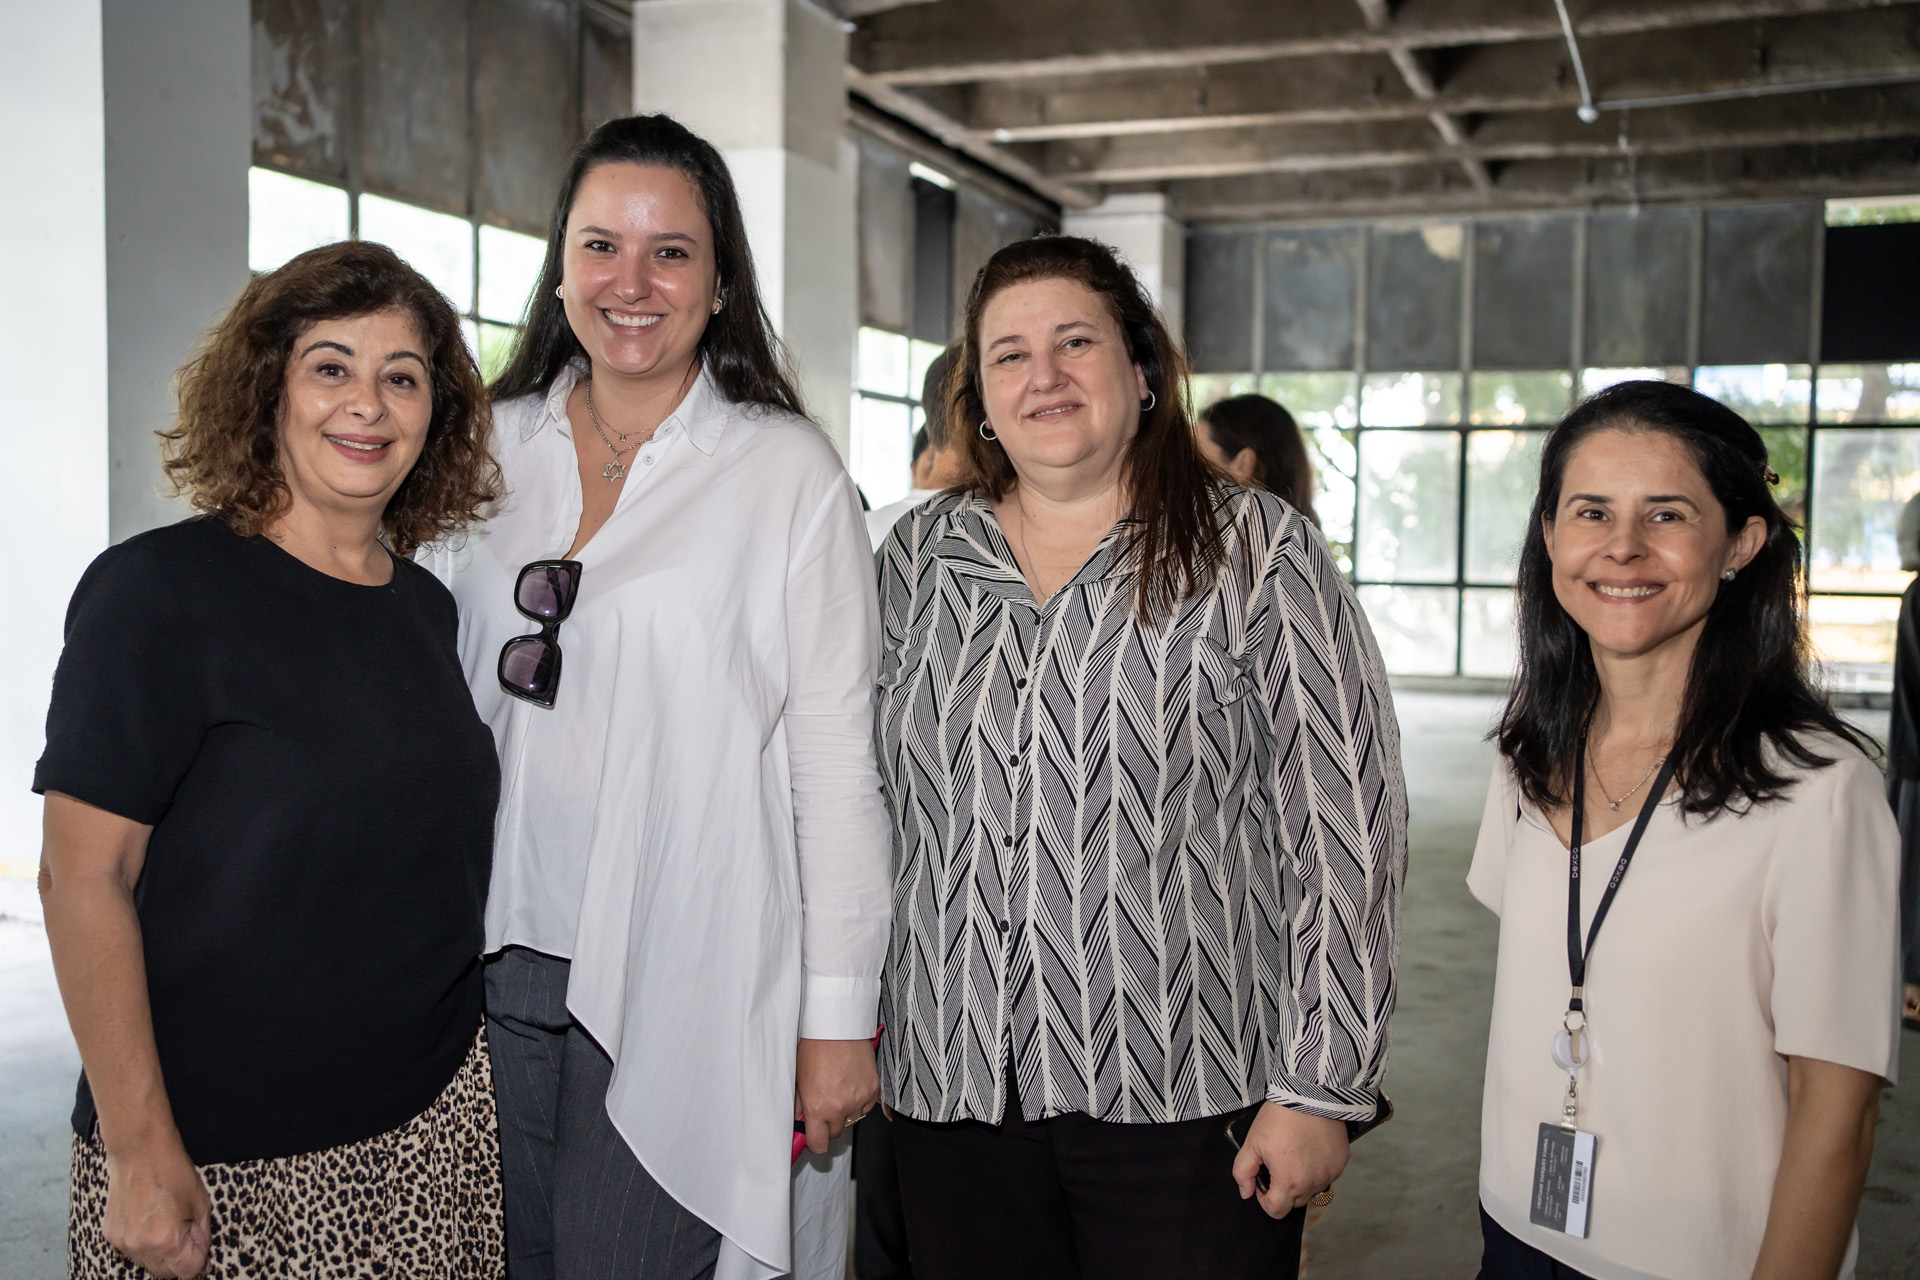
[484,946,723,1280]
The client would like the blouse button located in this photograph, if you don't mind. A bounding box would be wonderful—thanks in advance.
[1008,754,1020,767]
[1016,678,1028,689]
[643,456,655,466]
[997,920,1011,934]
[1002,836,1013,848]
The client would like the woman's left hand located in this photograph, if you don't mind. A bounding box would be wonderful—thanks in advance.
[795,1038,880,1156]
[1232,1101,1351,1219]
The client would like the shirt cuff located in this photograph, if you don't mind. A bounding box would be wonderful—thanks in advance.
[1266,1071,1382,1124]
[798,974,881,1040]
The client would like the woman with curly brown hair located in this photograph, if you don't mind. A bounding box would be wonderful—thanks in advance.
[36,239,507,1280]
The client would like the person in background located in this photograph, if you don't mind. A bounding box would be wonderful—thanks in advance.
[425,113,889,1280]
[1472,380,1899,1279]
[39,240,505,1279]
[1196,393,1320,527]
[872,234,1405,1280]
[1886,492,1920,1032]
[866,346,966,550]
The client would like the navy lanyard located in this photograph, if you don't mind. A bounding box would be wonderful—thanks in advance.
[1566,735,1677,1016]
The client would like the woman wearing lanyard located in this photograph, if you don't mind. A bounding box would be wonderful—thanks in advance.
[1470,380,1901,1280]
[425,114,889,1280]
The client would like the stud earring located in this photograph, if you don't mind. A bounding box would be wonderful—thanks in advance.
[711,298,723,315]
[978,420,997,441]
[1722,568,1737,581]
[555,285,565,300]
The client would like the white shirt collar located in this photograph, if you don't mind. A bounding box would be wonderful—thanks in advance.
[527,358,728,457]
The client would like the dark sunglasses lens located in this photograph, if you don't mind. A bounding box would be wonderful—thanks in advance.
[516,569,562,620]
[500,637,559,700]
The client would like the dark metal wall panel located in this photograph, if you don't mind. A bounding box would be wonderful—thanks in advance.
[475,0,576,235]
[1263,227,1358,372]
[1368,224,1463,370]
[953,185,1042,328]
[1185,230,1256,373]
[358,0,470,216]
[579,10,631,136]
[252,0,349,180]
[1823,223,1920,362]
[1701,202,1820,365]
[912,178,956,344]
[1473,216,1574,369]
[859,137,914,334]
[1584,208,1691,367]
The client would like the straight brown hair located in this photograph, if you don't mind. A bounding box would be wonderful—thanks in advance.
[948,235,1225,621]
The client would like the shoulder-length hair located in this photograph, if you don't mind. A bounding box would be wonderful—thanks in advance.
[161,239,500,556]
[948,234,1225,621]
[1199,393,1320,527]
[489,113,805,416]
[1497,379,1866,818]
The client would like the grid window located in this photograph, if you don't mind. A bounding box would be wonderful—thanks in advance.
[1358,585,1459,676]
[1357,429,1461,584]
[1360,372,1462,427]
[248,166,545,384]
[851,326,944,509]
[1467,372,1570,426]
[1465,430,1545,585]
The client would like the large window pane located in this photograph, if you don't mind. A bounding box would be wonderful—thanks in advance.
[909,338,946,402]
[1808,428,1920,592]
[1809,594,1899,693]
[1357,585,1458,675]
[857,327,911,397]
[1357,429,1460,583]
[359,193,474,310]
[248,167,350,273]
[1692,364,1811,425]
[851,394,914,508]
[478,224,547,324]
[1579,367,1688,397]
[1306,428,1356,574]
[1462,587,1519,678]
[1815,364,1920,423]
[1361,372,1461,426]
[1758,426,1809,526]
[1189,372,1258,413]
[1468,371,1571,426]
[1466,430,1545,584]
[1260,372,1359,430]
[477,322,517,382]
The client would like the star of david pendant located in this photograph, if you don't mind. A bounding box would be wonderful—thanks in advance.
[603,460,627,480]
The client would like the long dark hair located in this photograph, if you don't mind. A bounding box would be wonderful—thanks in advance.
[949,235,1225,622]
[1199,393,1320,527]
[1497,380,1867,818]
[489,114,805,416]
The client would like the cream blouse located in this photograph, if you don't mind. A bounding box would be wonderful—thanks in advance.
[1469,735,1901,1280]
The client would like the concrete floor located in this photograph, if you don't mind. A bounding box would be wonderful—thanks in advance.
[1,692,1914,1279]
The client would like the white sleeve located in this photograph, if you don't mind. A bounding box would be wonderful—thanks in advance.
[785,471,893,1040]
[1466,763,1516,916]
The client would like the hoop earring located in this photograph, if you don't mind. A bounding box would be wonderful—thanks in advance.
[1141,391,1157,412]
[555,285,565,300]
[978,420,997,441]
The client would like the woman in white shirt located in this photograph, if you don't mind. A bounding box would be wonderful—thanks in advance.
[1471,380,1901,1280]
[424,114,890,1280]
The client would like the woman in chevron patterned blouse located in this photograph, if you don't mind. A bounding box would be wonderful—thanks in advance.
[870,234,1408,1280]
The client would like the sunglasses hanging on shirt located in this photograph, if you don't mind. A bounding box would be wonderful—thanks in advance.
[498,559,583,709]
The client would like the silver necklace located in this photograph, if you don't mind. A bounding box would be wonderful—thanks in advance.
[584,380,640,480]
[1591,751,1667,811]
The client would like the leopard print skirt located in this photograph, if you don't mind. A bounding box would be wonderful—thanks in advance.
[68,1026,504,1280]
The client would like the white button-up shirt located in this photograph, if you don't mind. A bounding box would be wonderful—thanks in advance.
[422,360,890,1278]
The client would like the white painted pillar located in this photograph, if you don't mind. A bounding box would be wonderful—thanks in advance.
[0,0,109,861]
[1063,192,1187,345]
[632,0,859,456]
[103,0,253,541]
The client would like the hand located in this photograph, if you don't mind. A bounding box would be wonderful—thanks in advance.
[103,1137,211,1278]
[1231,1102,1350,1219]
[795,1037,880,1157]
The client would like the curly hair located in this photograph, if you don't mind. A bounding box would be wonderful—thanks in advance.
[161,240,501,555]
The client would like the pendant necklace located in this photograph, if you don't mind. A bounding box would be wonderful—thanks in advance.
[584,379,641,480]
[1591,751,1667,812]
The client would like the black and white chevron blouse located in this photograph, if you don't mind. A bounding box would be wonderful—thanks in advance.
[873,486,1407,1127]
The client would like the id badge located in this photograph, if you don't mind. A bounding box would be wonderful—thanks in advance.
[1528,1123,1597,1238]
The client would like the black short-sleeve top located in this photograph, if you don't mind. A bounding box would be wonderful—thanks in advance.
[34,516,500,1165]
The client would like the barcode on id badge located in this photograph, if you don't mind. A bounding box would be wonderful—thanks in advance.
[1565,1130,1596,1238]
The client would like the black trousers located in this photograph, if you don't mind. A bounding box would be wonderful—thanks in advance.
[852,1109,914,1280]
[889,1072,1302,1280]
[1476,1204,1598,1280]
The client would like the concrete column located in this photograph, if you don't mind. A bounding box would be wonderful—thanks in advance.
[103,0,252,542]
[0,0,111,860]
[632,0,858,456]
[1063,192,1187,344]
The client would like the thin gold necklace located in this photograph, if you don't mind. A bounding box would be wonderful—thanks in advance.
[1590,750,1667,812]
[584,380,640,481]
